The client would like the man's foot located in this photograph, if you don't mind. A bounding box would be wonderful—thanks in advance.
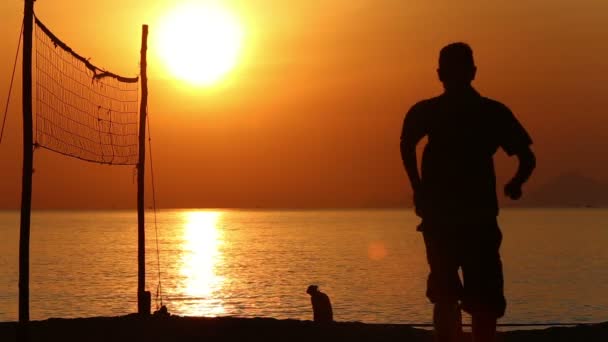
[433,302,463,342]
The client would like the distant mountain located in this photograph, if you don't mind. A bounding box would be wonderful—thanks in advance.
[520,172,608,207]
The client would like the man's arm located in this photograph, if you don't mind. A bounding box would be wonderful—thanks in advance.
[401,142,422,194]
[504,146,536,200]
[496,103,535,200]
[400,103,426,214]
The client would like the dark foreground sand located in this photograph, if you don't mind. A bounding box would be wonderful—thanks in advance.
[1,315,607,342]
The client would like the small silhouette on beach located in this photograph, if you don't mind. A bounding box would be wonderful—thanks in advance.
[306,285,333,323]
[400,42,536,342]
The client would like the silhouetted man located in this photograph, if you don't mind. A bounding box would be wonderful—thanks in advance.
[400,42,536,342]
[306,285,333,323]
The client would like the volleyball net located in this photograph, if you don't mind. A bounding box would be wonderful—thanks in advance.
[33,17,140,165]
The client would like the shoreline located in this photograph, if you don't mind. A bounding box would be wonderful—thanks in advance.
[0,316,607,341]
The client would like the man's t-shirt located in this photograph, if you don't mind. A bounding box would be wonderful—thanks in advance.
[311,292,333,322]
[401,88,532,222]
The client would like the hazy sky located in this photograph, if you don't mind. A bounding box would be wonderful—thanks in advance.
[1,0,607,209]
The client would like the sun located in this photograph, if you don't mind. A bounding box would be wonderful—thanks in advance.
[157,2,243,86]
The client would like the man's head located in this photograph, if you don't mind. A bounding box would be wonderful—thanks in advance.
[437,42,476,91]
[306,285,319,295]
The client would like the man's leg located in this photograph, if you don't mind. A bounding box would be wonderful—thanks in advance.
[433,301,462,342]
[462,221,505,342]
[423,229,463,342]
[472,314,496,342]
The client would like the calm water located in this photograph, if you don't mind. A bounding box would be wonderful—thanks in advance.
[1,209,607,325]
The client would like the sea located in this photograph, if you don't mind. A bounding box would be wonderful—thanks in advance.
[1,209,607,326]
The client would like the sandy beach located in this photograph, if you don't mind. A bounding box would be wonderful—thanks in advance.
[1,315,607,342]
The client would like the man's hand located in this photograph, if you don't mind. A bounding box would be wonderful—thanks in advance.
[505,147,535,200]
[504,180,523,200]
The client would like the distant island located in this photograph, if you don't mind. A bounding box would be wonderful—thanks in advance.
[513,172,608,208]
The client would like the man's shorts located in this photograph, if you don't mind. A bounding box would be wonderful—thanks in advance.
[422,218,506,318]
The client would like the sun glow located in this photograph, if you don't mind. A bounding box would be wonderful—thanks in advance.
[157,2,243,86]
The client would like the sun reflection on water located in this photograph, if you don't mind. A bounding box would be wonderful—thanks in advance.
[178,210,225,316]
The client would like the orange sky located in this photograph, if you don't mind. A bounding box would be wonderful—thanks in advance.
[1,0,607,209]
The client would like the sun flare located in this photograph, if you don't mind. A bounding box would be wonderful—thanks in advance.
[157,3,243,86]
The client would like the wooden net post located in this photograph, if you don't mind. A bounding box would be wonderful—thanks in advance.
[137,24,150,315]
[19,0,35,327]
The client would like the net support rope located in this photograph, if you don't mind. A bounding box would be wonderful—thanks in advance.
[147,109,164,309]
[33,16,140,165]
[0,22,23,145]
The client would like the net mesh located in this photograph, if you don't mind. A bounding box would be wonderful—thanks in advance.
[34,18,140,165]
